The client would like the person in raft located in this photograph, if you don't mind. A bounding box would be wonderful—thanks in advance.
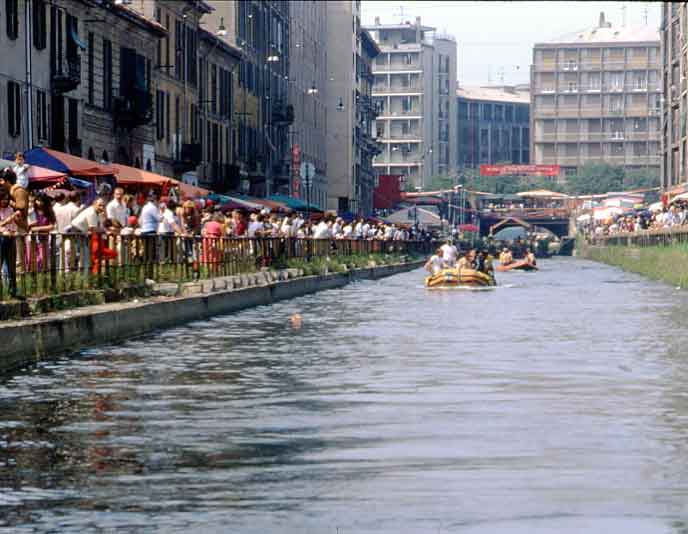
[424,247,446,275]
[525,248,537,267]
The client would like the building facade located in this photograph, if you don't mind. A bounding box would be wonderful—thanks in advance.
[457,86,530,169]
[205,0,291,197]
[197,29,242,192]
[0,0,165,170]
[325,0,379,215]
[660,2,688,190]
[531,12,661,182]
[288,0,328,209]
[366,17,457,188]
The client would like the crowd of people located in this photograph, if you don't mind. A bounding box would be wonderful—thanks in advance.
[581,203,688,238]
[0,152,434,297]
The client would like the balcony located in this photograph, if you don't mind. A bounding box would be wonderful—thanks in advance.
[373,64,422,74]
[534,61,556,72]
[173,143,202,173]
[381,134,422,142]
[372,85,423,95]
[272,103,295,125]
[579,60,602,70]
[68,137,83,157]
[626,106,649,117]
[627,155,660,165]
[52,55,81,94]
[114,89,153,129]
[380,110,423,119]
[535,107,557,117]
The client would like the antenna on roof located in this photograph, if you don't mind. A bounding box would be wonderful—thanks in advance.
[621,3,627,27]
[393,5,407,24]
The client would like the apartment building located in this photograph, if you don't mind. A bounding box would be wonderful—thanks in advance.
[288,0,328,208]
[366,17,458,188]
[0,0,165,169]
[660,3,688,190]
[205,0,291,197]
[457,86,530,168]
[531,12,661,181]
[325,1,380,215]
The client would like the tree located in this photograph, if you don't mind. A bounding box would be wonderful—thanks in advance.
[565,162,624,195]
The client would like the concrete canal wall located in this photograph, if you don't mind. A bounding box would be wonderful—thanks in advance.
[0,261,423,374]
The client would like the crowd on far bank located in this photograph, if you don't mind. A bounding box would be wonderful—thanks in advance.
[580,203,688,239]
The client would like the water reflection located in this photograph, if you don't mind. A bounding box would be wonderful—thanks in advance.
[2,258,688,532]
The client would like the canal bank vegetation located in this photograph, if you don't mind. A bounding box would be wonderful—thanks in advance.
[585,243,688,287]
[286,251,422,276]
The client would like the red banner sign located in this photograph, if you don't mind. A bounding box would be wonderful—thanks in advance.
[291,144,301,198]
[480,164,560,177]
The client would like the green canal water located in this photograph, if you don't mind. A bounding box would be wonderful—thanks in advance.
[2,258,688,533]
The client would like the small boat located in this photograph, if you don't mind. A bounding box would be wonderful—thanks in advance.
[425,268,496,288]
[495,259,538,272]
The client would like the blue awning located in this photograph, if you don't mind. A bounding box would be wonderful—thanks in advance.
[70,27,87,50]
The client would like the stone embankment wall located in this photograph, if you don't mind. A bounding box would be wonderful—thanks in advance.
[0,261,423,374]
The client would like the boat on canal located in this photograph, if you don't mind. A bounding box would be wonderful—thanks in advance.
[495,259,538,272]
[425,267,496,288]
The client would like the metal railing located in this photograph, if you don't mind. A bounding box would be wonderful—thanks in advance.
[0,235,434,302]
[590,226,688,247]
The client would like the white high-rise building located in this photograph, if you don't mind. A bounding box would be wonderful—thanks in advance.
[366,17,457,188]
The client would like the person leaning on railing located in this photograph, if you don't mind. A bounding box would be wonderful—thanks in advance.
[65,197,107,273]
[0,188,19,297]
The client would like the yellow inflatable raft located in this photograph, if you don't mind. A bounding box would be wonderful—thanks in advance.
[425,268,496,288]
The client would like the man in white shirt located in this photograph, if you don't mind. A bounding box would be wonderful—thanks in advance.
[440,241,459,267]
[313,219,331,239]
[424,248,446,274]
[139,193,162,235]
[67,197,106,272]
[106,187,128,227]
[354,219,364,239]
[247,213,264,237]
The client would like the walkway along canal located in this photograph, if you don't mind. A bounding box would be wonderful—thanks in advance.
[2,257,688,532]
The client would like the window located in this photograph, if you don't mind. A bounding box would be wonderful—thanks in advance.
[68,97,79,146]
[33,0,47,49]
[36,89,48,141]
[7,81,21,137]
[211,64,217,114]
[103,38,112,110]
[175,20,185,81]
[87,33,94,105]
[6,0,18,40]
[156,90,166,140]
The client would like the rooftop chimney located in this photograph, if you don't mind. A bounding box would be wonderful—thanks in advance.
[375,16,380,25]
[598,11,611,28]
[416,16,421,25]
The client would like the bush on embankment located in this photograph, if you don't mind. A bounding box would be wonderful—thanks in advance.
[586,244,688,287]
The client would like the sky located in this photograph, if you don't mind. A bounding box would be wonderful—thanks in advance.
[361,1,661,87]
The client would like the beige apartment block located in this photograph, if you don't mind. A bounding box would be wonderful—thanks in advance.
[660,3,688,190]
[366,17,457,189]
[531,12,660,182]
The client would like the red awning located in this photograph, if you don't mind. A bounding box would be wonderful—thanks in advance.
[112,163,210,198]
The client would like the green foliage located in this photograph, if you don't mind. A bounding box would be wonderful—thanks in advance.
[564,163,659,195]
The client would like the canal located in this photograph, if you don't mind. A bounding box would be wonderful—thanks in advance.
[2,258,688,533]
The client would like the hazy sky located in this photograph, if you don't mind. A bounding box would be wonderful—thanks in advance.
[362,1,661,87]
